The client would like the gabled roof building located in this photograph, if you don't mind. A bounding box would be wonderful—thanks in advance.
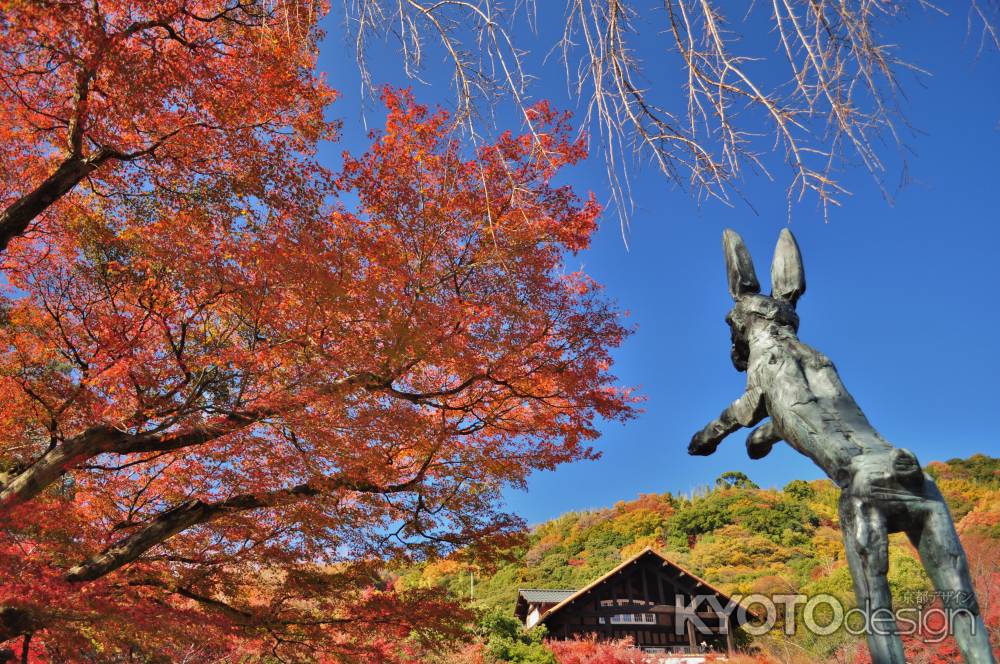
[514,548,750,656]
[514,589,577,628]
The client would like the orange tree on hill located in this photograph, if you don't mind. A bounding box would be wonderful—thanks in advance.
[0,51,637,661]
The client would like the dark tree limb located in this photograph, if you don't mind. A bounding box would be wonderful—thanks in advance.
[0,608,35,651]
[0,155,104,253]
[64,486,318,582]
[65,449,438,583]
[0,412,267,510]
[0,372,430,514]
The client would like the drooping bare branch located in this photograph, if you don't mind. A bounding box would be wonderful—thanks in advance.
[345,0,1000,225]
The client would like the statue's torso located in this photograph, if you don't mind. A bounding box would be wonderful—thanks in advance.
[746,324,894,486]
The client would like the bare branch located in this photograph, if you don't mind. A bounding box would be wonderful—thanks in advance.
[343,0,1000,225]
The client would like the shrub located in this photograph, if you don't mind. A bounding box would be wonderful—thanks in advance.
[546,637,658,664]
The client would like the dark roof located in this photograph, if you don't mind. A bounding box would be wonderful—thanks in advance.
[539,547,751,624]
[517,588,577,604]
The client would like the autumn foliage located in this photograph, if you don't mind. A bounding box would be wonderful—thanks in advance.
[850,532,1000,664]
[411,455,1000,663]
[0,0,334,255]
[547,637,659,664]
[0,48,636,660]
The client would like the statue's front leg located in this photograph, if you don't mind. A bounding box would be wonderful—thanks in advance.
[746,420,781,459]
[688,413,739,456]
[689,387,767,456]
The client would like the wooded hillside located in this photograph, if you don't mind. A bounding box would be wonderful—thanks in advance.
[403,455,1000,662]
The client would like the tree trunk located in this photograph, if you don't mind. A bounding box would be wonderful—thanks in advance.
[0,608,34,650]
[0,155,101,253]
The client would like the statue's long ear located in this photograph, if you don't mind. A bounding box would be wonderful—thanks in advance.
[722,229,760,300]
[770,228,806,306]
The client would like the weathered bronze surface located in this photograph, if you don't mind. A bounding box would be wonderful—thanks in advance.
[690,229,996,663]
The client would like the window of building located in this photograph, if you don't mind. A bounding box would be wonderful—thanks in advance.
[608,613,656,625]
[599,599,656,611]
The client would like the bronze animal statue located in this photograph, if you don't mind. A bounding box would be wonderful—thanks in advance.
[689,228,995,664]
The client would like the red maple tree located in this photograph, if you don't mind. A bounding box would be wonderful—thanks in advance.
[0,83,636,660]
[0,0,333,255]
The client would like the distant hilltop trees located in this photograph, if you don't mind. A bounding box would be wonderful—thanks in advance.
[402,454,1000,662]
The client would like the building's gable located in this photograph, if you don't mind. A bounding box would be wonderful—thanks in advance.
[514,588,576,627]
[516,547,747,655]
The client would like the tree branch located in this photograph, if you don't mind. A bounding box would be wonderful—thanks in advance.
[65,462,435,583]
[0,155,103,253]
[0,412,268,511]
[0,372,438,515]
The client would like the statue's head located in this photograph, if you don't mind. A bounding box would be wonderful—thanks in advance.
[722,228,806,371]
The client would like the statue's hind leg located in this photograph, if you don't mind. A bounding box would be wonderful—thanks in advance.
[840,495,906,664]
[907,482,996,664]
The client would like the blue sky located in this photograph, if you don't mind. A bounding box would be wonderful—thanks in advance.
[314,5,1000,525]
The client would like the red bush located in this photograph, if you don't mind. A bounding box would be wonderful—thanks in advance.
[547,637,659,664]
